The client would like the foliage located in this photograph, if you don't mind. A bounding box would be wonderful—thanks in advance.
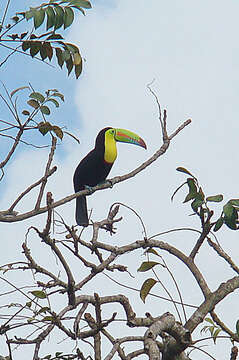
[201,318,222,344]
[0,0,92,78]
[172,167,239,231]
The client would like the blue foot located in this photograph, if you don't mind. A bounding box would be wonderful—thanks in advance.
[84,185,95,194]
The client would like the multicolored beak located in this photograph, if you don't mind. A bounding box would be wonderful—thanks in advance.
[114,128,147,149]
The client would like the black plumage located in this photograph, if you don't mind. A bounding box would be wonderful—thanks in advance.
[73,127,113,226]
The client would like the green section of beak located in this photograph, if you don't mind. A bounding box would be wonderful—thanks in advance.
[114,128,147,149]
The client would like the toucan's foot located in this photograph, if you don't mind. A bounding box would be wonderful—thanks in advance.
[84,185,95,194]
[106,180,113,188]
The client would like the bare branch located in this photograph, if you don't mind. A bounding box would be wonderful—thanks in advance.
[7,166,57,213]
[0,117,191,223]
[207,238,239,274]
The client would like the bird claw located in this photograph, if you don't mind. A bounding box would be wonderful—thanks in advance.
[107,180,113,188]
[84,185,95,194]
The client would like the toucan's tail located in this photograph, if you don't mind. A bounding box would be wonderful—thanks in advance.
[75,195,89,227]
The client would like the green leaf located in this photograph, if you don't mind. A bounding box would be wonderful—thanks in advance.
[43,355,51,359]
[40,105,51,115]
[176,167,195,177]
[229,199,239,207]
[30,92,45,103]
[187,178,197,193]
[55,47,64,67]
[223,203,236,218]
[54,5,64,30]
[62,49,71,61]
[44,42,53,60]
[146,248,160,256]
[22,41,31,51]
[22,110,30,115]
[38,121,52,136]
[38,306,50,314]
[27,99,40,109]
[213,217,224,232]
[71,4,85,15]
[30,290,47,299]
[236,320,239,336]
[206,195,223,203]
[46,6,55,30]
[64,7,74,29]
[224,215,238,230]
[198,187,205,200]
[11,15,19,23]
[52,92,64,101]
[137,261,160,272]
[27,317,35,323]
[184,192,197,203]
[205,317,214,325]
[66,56,73,75]
[191,198,204,212]
[75,62,82,79]
[140,278,157,303]
[183,178,198,203]
[46,98,60,107]
[43,316,54,321]
[52,125,63,140]
[25,9,35,20]
[40,42,48,60]
[69,0,92,9]
[30,41,41,57]
[65,42,79,53]
[34,8,45,29]
[46,33,64,40]
[213,328,221,344]
[223,203,238,230]
[208,326,214,337]
[73,51,82,65]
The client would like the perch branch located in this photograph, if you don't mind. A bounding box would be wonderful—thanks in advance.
[0,118,191,223]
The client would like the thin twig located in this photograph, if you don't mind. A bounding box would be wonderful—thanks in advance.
[35,136,57,209]
[0,42,54,67]
[1,0,11,28]
[7,166,57,213]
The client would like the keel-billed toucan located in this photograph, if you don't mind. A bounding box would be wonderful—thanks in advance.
[73,127,147,227]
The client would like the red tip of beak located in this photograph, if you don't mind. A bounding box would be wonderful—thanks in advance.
[139,137,147,149]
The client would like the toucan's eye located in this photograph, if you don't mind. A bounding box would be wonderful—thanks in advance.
[111,129,115,135]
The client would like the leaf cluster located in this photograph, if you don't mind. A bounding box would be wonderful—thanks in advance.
[24,0,91,31]
[0,0,92,78]
[173,167,239,232]
[201,317,222,344]
[26,89,64,139]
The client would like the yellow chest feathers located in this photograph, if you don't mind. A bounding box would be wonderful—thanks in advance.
[104,131,117,163]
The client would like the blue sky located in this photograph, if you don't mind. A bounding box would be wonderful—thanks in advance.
[1,0,239,358]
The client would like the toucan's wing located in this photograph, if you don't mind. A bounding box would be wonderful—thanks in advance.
[75,195,88,227]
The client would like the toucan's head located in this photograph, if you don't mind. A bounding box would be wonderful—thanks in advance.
[95,127,146,164]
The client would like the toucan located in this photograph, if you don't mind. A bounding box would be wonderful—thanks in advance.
[73,127,147,227]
